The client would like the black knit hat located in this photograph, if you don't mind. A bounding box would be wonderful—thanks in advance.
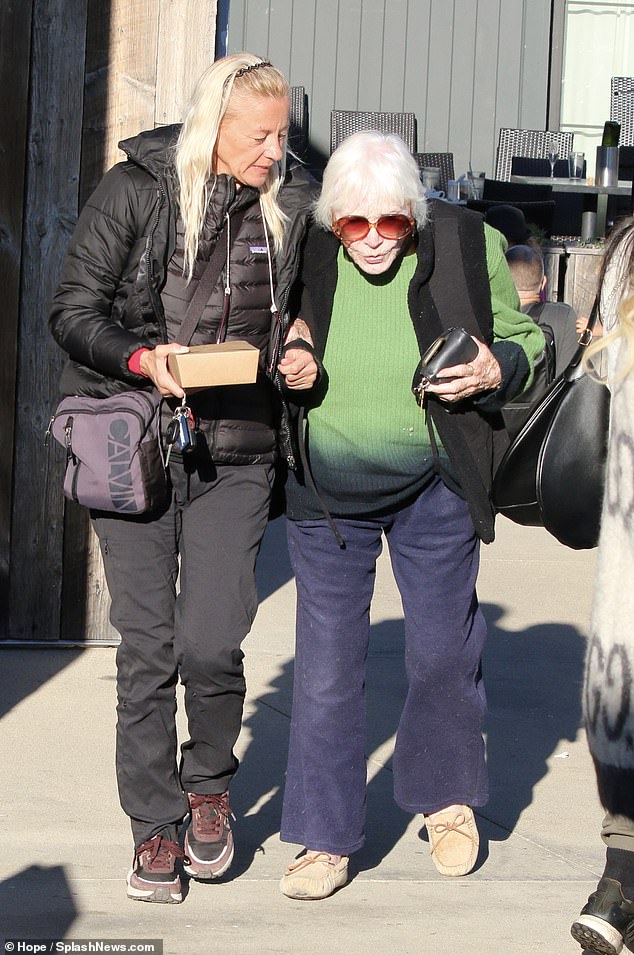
[484,204,531,243]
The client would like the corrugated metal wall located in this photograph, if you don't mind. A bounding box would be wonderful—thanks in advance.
[228,0,554,180]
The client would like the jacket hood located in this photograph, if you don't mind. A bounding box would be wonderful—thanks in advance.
[118,124,182,178]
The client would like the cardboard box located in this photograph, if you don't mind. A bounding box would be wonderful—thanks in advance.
[167,341,260,390]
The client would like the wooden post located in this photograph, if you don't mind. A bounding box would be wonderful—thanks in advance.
[6,0,218,642]
[0,1,34,635]
[62,0,218,642]
[8,0,89,640]
[563,246,603,319]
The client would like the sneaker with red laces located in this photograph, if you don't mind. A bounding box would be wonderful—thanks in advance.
[126,834,188,903]
[184,791,235,880]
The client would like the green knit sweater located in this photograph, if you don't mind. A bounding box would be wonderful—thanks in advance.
[305,224,542,513]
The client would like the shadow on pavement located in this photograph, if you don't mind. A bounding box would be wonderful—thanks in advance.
[482,602,584,835]
[0,648,84,721]
[0,864,77,939]
[255,516,293,604]
[231,592,586,875]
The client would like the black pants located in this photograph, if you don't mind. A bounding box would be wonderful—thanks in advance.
[92,459,273,846]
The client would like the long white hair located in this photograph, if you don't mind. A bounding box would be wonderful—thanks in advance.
[175,52,289,280]
[314,130,428,230]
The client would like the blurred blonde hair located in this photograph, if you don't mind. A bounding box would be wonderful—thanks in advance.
[175,52,289,280]
[584,217,634,380]
[586,292,634,380]
[314,130,428,231]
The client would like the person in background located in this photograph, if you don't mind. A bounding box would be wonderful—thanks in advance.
[506,243,580,376]
[484,204,539,250]
[277,130,545,901]
[49,53,317,904]
[571,216,634,955]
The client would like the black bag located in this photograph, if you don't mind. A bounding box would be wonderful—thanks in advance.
[492,303,609,550]
[412,326,479,394]
[501,303,557,440]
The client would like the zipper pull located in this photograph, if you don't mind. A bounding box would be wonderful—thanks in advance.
[64,416,77,465]
[44,415,55,447]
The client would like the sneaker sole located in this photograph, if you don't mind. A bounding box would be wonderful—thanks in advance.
[183,836,234,880]
[126,871,182,904]
[571,915,624,955]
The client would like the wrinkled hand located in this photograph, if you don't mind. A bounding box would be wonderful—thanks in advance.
[422,338,502,404]
[140,342,189,398]
[278,347,318,390]
[278,317,318,389]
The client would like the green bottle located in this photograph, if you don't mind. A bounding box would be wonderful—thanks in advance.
[602,121,621,147]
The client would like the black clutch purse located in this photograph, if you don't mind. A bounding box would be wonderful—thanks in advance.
[412,326,479,394]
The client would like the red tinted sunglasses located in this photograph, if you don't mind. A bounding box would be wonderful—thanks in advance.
[332,214,414,243]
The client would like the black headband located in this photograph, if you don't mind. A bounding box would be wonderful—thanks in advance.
[235,61,273,79]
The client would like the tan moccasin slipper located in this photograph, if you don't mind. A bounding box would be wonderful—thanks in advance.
[424,804,479,877]
[280,851,349,900]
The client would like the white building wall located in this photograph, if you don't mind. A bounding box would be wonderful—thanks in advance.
[227,0,554,180]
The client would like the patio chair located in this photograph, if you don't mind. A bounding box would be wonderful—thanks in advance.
[494,128,574,181]
[610,77,634,146]
[483,178,553,202]
[288,85,309,160]
[511,156,585,179]
[619,146,634,181]
[413,152,455,193]
[330,109,417,154]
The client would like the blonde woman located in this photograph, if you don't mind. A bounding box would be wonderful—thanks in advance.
[50,53,317,904]
[571,217,634,954]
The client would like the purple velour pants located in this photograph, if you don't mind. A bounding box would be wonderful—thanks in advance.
[281,476,488,856]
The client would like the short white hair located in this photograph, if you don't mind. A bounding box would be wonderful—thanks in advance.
[315,130,428,231]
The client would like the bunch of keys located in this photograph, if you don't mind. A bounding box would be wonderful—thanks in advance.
[165,395,196,465]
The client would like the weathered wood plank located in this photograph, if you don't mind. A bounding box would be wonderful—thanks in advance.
[65,0,162,643]
[64,0,221,643]
[9,0,89,640]
[156,0,218,125]
[0,1,34,635]
[564,246,603,319]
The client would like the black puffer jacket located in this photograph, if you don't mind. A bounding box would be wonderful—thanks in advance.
[49,124,316,466]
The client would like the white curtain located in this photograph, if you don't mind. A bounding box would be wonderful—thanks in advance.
[560,0,634,171]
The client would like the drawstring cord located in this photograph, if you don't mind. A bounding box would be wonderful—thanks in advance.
[215,213,232,344]
[261,199,283,375]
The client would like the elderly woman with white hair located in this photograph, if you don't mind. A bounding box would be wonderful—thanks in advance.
[278,130,545,900]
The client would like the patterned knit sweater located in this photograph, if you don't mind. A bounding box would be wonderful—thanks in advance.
[584,263,634,817]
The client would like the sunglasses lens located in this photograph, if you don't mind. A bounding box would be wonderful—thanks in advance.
[336,217,370,242]
[377,215,413,238]
[334,215,413,242]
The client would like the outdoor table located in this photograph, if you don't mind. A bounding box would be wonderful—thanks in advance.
[510,175,632,236]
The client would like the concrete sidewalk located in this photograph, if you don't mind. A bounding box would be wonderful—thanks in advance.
[0,516,604,954]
